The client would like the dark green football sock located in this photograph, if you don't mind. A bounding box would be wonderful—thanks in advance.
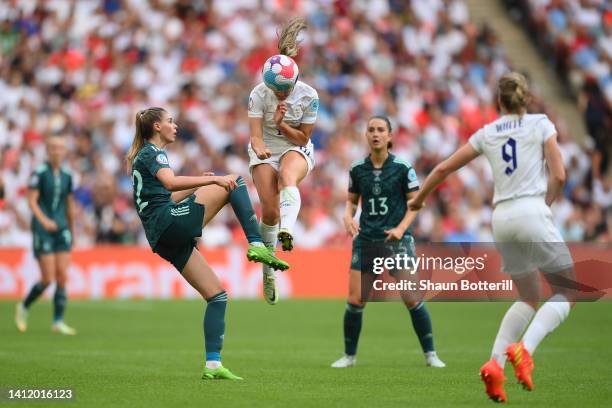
[229,176,262,244]
[408,302,435,352]
[23,282,48,309]
[344,303,364,356]
[53,286,67,323]
[204,291,228,361]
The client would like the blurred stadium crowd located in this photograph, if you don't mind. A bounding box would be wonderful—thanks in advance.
[505,0,611,173]
[0,0,610,249]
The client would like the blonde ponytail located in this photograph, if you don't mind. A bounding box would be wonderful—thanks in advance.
[278,17,307,58]
[126,107,165,173]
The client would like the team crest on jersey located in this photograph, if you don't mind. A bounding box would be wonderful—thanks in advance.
[310,99,319,113]
[408,168,417,181]
[156,154,169,165]
[372,183,382,195]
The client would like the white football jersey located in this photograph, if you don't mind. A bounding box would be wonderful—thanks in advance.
[247,81,319,153]
[469,114,557,205]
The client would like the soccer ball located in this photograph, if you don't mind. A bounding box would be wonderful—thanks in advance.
[262,54,299,92]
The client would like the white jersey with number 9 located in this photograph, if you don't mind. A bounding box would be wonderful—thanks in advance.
[470,113,572,276]
[469,113,557,206]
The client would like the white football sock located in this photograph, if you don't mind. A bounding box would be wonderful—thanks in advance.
[491,301,535,367]
[260,222,279,273]
[522,294,570,355]
[260,222,279,249]
[279,186,301,233]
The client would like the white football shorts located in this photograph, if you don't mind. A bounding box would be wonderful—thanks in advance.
[492,196,574,277]
[248,139,315,175]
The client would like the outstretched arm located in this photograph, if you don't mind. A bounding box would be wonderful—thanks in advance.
[409,143,481,210]
[166,172,218,203]
[156,168,237,196]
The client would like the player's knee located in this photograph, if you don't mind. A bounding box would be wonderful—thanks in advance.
[277,170,297,189]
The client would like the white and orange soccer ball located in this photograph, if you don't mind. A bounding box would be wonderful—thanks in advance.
[262,54,299,92]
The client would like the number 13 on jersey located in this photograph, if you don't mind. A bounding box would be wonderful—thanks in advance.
[368,197,388,216]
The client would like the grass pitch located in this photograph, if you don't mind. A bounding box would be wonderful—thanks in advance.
[1,300,610,407]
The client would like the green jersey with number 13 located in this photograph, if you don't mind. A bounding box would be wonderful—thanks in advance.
[348,153,419,242]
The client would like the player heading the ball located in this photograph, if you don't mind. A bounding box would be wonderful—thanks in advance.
[248,17,319,305]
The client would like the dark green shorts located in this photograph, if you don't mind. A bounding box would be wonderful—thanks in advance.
[33,228,72,258]
[350,235,416,274]
[154,195,205,272]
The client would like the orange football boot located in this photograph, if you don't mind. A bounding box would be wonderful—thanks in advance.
[506,341,534,391]
[480,358,507,403]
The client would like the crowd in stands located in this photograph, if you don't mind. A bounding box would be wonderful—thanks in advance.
[0,0,609,250]
[504,0,611,174]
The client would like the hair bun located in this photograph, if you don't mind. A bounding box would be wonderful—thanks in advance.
[498,72,529,114]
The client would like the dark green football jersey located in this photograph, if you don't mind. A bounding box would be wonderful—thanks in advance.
[348,153,419,241]
[131,143,173,249]
[28,162,73,232]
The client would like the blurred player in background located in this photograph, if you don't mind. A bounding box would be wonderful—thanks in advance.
[331,116,446,369]
[127,107,289,380]
[409,72,575,402]
[248,17,319,305]
[15,134,76,335]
